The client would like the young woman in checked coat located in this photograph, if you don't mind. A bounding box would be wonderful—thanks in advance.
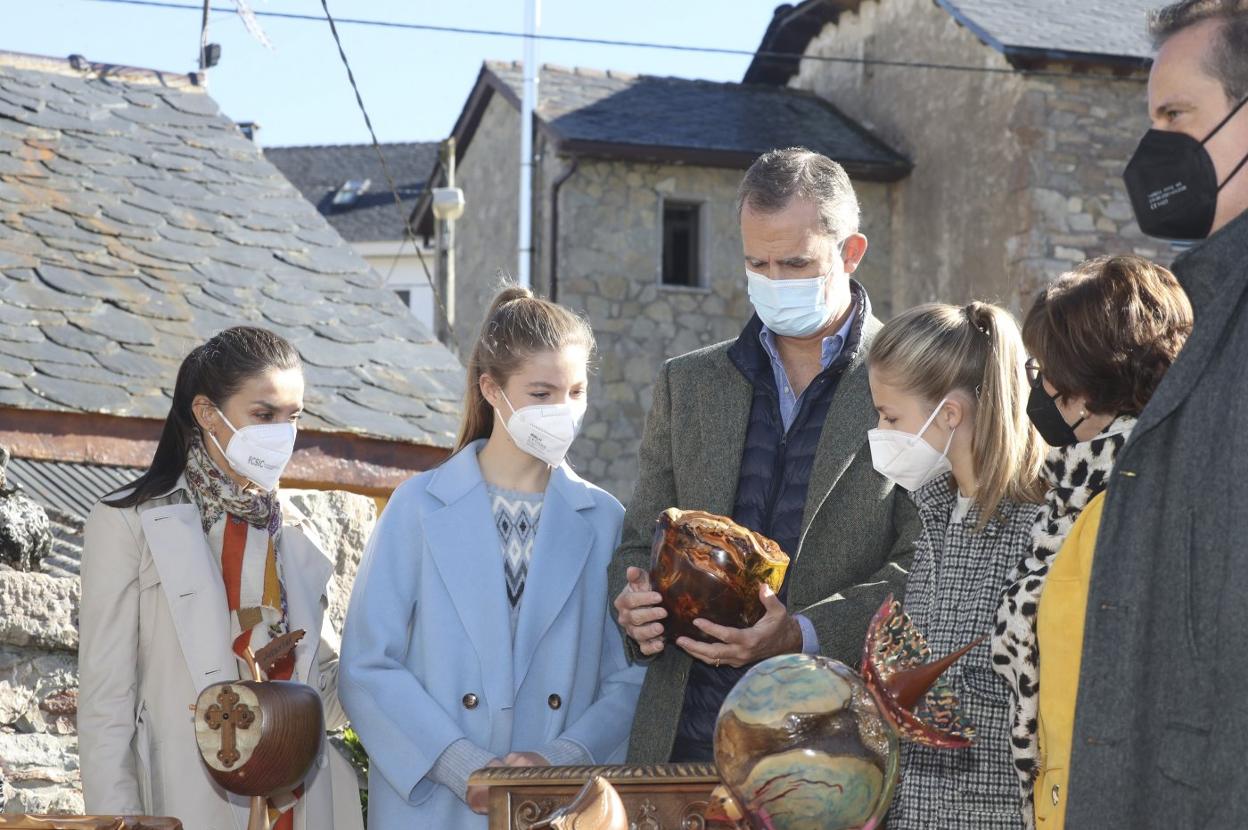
[867,302,1045,829]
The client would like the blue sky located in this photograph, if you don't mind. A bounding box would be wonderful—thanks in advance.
[3,0,781,147]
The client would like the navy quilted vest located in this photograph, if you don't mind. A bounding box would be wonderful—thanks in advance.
[671,288,871,760]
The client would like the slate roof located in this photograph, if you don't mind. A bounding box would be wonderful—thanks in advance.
[3,456,121,577]
[414,61,910,232]
[264,142,438,243]
[935,0,1159,62]
[6,454,135,524]
[499,62,909,176]
[744,0,1159,85]
[0,52,463,447]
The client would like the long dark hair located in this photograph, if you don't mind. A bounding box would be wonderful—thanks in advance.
[106,326,301,508]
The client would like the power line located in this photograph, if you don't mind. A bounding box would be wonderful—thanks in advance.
[317,0,452,340]
[81,0,1147,81]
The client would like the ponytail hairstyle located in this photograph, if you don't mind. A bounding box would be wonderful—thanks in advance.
[453,284,596,454]
[105,327,301,508]
[869,302,1045,527]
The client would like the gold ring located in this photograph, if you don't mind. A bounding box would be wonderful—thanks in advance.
[714,658,721,668]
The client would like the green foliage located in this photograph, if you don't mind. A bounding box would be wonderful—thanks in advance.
[342,727,369,822]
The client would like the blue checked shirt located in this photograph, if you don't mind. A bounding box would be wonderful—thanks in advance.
[758,309,858,432]
[756,308,857,654]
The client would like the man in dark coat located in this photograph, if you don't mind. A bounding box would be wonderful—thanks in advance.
[609,148,919,763]
[1067,1,1248,825]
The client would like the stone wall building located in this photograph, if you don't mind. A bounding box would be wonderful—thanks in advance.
[413,62,909,499]
[746,0,1179,311]
[417,2,1178,504]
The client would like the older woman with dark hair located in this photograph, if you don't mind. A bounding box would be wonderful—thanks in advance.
[991,255,1193,830]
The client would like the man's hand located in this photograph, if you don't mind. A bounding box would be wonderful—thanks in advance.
[614,566,667,656]
[501,751,549,767]
[676,584,802,668]
[466,758,505,814]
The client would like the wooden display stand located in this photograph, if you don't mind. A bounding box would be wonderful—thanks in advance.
[0,818,183,830]
[468,763,720,830]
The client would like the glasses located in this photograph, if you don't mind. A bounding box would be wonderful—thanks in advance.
[1025,358,1042,389]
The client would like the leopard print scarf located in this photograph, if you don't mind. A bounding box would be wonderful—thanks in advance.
[991,415,1134,829]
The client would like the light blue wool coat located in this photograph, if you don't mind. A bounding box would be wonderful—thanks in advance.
[339,441,645,830]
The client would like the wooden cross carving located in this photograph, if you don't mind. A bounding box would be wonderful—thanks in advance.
[203,685,256,767]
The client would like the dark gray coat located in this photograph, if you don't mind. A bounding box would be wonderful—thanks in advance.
[608,313,921,763]
[1067,208,1248,826]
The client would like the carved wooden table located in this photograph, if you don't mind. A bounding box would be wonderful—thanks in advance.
[0,818,183,830]
[468,763,720,830]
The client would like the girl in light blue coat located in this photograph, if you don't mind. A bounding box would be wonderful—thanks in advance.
[339,285,644,830]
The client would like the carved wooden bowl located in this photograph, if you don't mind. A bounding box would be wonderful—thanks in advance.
[649,509,789,644]
[193,680,323,797]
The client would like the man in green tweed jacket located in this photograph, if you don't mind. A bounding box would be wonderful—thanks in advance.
[610,148,920,763]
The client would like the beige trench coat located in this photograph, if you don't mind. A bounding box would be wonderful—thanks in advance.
[78,479,364,830]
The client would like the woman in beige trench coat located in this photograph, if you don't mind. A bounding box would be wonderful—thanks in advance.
[78,326,363,830]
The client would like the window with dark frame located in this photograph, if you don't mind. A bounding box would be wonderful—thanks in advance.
[662,201,702,288]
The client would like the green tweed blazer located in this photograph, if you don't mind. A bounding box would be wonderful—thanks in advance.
[608,313,921,763]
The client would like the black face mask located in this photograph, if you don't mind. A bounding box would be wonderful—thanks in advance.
[1026,382,1086,447]
[1124,94,1248,241]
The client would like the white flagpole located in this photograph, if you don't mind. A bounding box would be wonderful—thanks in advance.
[518,0,539,289]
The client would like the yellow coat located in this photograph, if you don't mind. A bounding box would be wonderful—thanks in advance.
[1034,491,1105,829]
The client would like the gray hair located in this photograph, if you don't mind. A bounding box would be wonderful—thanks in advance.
[736,147,861,240]
[1150,0,1248,101]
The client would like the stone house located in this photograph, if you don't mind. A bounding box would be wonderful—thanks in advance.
[745,0,1179,312]
[265,142,440,333]
[417,1,1180,504]
[412,61,909,499]
[0,51,464,811]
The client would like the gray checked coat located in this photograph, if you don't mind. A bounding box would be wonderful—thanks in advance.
[1066,210,1248,825]
[886,475,1039,830]
[608,312,921,763]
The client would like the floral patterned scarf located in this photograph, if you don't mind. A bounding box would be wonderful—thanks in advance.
[184,438,290,656]
[184,438,300,826]
[185,438,281,535]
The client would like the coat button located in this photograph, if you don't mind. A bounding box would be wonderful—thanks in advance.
[462,693,479,710]
[548,694,562,710]
[1051,784,1060,805]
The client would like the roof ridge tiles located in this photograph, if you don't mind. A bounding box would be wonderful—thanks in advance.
[264,140,437,152]
[0,50,202,91]
[494,60,856,97]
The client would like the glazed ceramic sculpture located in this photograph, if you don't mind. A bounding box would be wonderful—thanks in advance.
[709,595,980,830]
[649,508,789,643]
[860,594,981,748]
[711,653,899,830]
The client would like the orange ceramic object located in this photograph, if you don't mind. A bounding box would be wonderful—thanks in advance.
[649,509,789,644]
